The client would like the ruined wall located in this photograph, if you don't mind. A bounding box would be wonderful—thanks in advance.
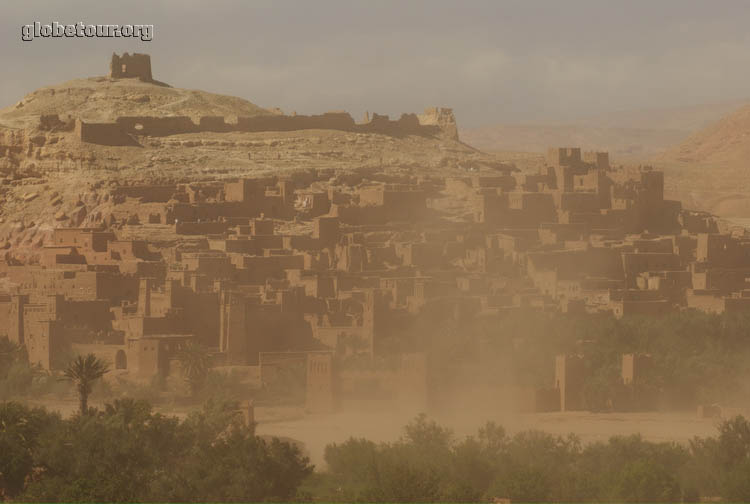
[75,119,138,146]
[76,108,456,146]
[115,116,196,137]
[359,112,440,136]
[199,116,230,132]
[237,112,356,132]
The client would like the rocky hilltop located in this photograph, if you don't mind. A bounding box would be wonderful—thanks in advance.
[0,53,492,262]
[0,77,272,130]
[0,53,272,130]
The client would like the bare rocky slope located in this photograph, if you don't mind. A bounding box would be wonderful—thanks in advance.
[0,77,271,129]
[0,69,496,263]
[658,103,750,166]
[654,103,750,219]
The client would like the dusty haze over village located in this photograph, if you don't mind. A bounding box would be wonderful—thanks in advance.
[3,2,750,503]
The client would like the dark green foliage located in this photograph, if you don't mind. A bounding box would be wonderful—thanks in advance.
[0,399,312,502]
[713,415,750,502]
[318,415,750,503]
[0,402,61,498]
[6,400,750,502]
[21,399,181,502]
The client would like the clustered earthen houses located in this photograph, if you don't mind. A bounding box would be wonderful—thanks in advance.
[1,141,744,413]
[1,54,747,413]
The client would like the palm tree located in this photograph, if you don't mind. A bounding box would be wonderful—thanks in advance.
[64,353,109,415]
[177,341,211,396]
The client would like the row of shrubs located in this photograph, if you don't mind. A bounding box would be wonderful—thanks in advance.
[3,398,750,503]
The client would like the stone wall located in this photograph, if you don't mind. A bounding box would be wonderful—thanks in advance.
[75,119,138,146]
[115,116,196,137]
[75,108,455,146]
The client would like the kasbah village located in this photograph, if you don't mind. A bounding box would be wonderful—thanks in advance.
[0,53,746,456]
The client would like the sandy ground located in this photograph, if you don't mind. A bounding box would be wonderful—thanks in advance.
[256,400,725,469]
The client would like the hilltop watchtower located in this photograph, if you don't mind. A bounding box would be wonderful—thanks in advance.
[109,52,152,81]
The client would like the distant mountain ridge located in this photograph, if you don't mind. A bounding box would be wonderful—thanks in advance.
[657,103,750,165]
[461,100,749,159]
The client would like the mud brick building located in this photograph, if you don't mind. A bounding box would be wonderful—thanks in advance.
[2,141,749,415]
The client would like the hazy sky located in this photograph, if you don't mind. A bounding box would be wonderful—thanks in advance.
[3,0,750,127]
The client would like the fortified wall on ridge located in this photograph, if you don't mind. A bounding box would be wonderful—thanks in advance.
[69,53,459,145]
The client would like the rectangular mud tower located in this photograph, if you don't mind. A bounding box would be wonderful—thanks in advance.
[306,352,336,413]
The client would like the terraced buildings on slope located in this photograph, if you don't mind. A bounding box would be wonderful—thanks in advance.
[0,142,744,412]
[0,55,747,415]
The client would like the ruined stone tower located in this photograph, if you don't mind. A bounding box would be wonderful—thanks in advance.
[109,52,152,81]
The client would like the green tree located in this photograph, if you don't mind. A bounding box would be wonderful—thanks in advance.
[502,466,552,503]
[21,399,184,502]
[0,402,60,498]
[714,415,750,501]
[63,354,109,415]
[152,400,313,502]
[444,422,508,501]
[324,437,379,490]
[615,459,681,503]
[17,397,312,503]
